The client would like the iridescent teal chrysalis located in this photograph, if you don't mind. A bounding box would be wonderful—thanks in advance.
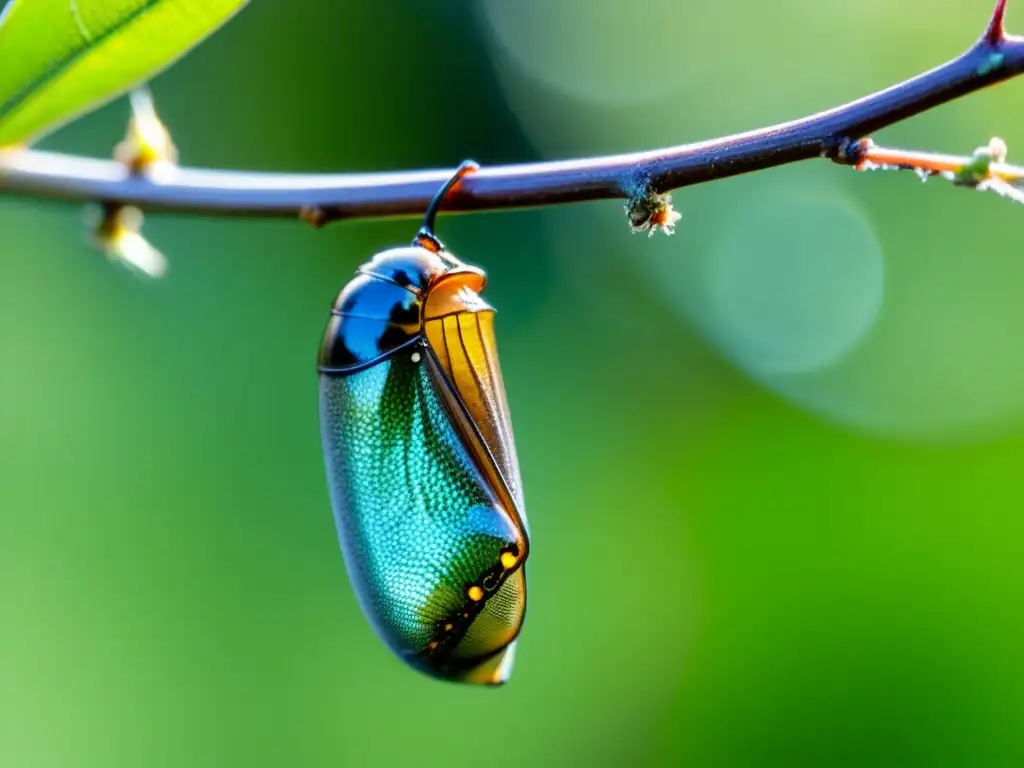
[318,163,529,685]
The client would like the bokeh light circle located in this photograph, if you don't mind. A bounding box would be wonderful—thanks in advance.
[704,190,885,376]
[479,0,695,106]
[483,0,1024,444]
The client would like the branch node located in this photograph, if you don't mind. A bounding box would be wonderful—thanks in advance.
[624,176,681,237]
[834,137,875,168]
[300,205,329,228]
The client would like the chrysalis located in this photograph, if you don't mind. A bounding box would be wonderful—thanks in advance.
[318,163,529,685]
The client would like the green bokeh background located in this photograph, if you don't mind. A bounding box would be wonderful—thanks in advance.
[4,1,1024,765]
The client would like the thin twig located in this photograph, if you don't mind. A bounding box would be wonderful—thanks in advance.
[854,145,1024,181]
[0,1,1021,225]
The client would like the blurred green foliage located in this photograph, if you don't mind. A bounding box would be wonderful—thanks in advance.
[3,1,1024,766]
[0,0,247,146]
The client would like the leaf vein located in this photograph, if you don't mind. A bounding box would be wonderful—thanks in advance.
[69,0,91,42]
[0,0,162,125]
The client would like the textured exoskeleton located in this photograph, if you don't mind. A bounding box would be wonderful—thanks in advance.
[319,240,529,685]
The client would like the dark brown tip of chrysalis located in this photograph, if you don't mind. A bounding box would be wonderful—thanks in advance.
[984,0,1008,46]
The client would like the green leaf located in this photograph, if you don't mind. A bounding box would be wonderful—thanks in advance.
[0,0,248,147]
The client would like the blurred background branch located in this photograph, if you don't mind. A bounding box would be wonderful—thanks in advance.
[1,1,1023,229]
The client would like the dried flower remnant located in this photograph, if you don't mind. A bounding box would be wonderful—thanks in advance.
[113,88,179,177]
[84,88,177,278]
[625,181,682,237]
[90,205,167,278]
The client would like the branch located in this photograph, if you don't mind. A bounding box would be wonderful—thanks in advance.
[0,1,1023,230]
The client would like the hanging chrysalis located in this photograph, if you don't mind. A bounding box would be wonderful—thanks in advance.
[318,162,529,685]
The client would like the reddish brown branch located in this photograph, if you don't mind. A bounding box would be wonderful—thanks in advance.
[0,2,1022,225]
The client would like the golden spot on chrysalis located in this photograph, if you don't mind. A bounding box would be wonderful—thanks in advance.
[467,585,484,602]
[500,551,518,569]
